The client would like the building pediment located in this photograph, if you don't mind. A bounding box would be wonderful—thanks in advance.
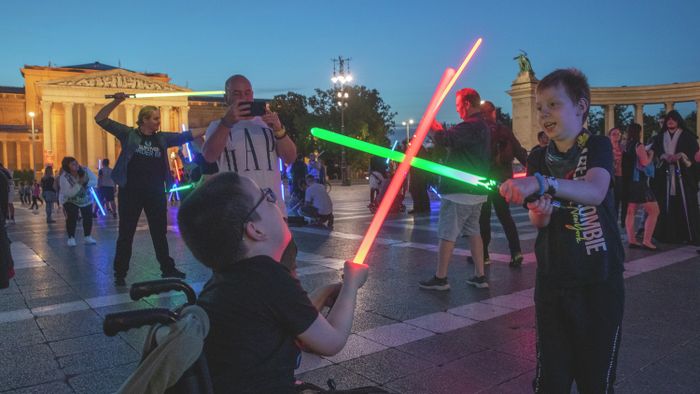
[37,69,188,92]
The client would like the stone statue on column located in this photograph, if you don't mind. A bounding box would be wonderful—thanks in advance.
[514,50,534,75]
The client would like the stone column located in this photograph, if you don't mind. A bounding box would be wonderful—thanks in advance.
[160,105,172,131]
[179,106,189,130]
[508,72,540,149]
[1,143,7,165]
[63,102,75,157]
[40,100,53,165]
[634,103,644,140]
[15,142,22,170]
[84,103,97,172]
[28,141,35,173]
[697,100,700,136]
[664,102,674,113]
[604,104,615,133]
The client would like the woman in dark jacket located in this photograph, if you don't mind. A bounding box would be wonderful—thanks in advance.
[95,92,205,286]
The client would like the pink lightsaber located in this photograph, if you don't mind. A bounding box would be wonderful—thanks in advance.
[352,38,483,265]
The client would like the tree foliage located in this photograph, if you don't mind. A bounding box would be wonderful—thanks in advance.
[270,85,396,174]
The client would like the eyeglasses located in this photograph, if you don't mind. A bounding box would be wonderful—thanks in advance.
[242,187,276,226]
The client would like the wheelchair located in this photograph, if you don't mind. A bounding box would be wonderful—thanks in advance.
[103,279,213,394]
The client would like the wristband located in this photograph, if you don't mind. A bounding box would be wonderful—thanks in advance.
[220,117,234,128]
[533,172,546,196]
[274,127,287,139]
[544,176,559,196]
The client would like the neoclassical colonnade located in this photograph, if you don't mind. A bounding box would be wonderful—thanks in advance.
[510,74,700,149]
[591,82,700,136]
[35,70,191,172]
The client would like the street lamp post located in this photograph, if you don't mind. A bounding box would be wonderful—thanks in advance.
[331,56,353,186]
[401,119,414,146]
[28,112,36,177]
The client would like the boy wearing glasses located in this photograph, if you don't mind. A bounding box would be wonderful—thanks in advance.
[178,173,368,393]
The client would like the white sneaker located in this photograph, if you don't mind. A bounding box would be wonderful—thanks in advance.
[84,236,97,245]
[67,238,77,247]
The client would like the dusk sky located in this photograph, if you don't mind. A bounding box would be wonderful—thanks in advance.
[2,0,699,126]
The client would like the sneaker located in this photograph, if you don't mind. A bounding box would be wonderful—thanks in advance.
[67,238,77,247]
[418,275,450,291]
[114,277,126,286]
[466,275,489,288]
[509,253,523,268]
[84,236,97,245]
[161,268,186,279]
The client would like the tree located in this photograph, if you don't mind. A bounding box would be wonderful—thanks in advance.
[308,85,396,174]
[686,111,697,136]
[588,107,605,135]
[269,92,316,156]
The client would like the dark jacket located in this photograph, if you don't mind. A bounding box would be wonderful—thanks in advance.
[486,120,527,180]
[433,112,491,195]
[96,118,193,187]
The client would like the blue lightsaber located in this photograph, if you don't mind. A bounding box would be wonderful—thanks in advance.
[90,187,106,216]
[386,141,399,164]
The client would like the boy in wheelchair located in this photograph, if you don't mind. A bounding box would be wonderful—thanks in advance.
[177,172,373,393]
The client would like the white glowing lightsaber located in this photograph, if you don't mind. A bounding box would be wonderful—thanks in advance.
[105,91,225,99]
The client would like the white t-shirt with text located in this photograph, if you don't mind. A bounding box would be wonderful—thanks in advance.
[205,117,286,214]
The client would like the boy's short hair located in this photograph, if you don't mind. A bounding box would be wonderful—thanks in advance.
[456,88,481,108]
[177,172,256,270]
[537,68,590,124]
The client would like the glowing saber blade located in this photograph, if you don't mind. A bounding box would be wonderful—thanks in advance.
[351,37,483,265]
[167,184,194,193]
[311,128,497,190]
[104,91,225,99]
[90,187,106,216]
[386,141,399,164]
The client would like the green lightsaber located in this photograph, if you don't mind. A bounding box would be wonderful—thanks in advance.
[166,184,195,193]
[311,127,498,190]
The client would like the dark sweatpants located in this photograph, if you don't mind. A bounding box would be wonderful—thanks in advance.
[533,273,624,393]
[113,186,175,279]
[479,191,521,258]
[64,203,93,237]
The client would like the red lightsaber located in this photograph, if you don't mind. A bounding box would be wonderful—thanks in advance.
[351,38,483,265]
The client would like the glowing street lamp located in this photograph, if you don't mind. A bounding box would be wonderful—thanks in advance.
[331,56,353,186]
[401,119,414,146]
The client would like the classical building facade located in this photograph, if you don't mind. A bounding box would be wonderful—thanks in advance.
[0,63,226,174]
[508,71,700,149]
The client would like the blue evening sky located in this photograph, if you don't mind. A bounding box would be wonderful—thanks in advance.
[2,0,699,125]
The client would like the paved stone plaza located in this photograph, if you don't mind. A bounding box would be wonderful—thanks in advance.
[1,184,699,393]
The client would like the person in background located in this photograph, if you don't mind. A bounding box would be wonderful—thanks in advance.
[419,87,491,290]
[30,181,42,212]
[0,169,14,289]
[622,123,659,251]
[650,110,700,245]
[0,163,15,224]
[98,159,117,218]
[41,166,57,223]
[301,175,334,229]
[608,127,626,227]
[58,157,97,247]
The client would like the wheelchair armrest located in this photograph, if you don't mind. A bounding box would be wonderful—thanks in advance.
[130,279,197,305]
[103,308,179,337]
